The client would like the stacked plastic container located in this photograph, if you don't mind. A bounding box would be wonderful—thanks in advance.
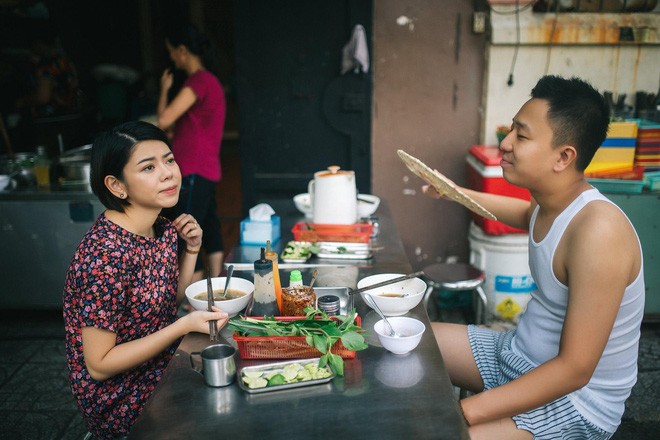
[585,121,638,175]
[634,119,660,172]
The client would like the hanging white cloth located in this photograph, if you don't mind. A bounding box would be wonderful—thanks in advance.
[341,24,369,74]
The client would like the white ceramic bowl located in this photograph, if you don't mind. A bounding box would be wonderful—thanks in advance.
[357,194,381,218]
[357,273,427,316]
[185,277,254,317]
[374,317,426,355]
[293,193,313,218]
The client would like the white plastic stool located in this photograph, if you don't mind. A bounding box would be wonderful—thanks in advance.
[422,263,488,324]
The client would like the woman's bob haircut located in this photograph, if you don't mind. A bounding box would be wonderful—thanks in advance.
[90,121,172,212]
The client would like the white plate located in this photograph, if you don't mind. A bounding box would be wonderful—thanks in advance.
[280,241,313,263]
[293,193,380,219]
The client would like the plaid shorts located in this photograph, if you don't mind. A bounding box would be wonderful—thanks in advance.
[467,325,612,440]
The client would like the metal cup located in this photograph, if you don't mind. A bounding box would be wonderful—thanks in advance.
[190,344,237,387]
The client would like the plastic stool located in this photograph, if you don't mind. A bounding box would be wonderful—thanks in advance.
[422,263,488,324]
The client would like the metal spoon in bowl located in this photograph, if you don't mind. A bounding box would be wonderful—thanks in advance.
[220,265,234,298]
[362,293,403,338]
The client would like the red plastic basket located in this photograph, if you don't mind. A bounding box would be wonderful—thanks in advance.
[233,315,361,360]
[291,222,372,243]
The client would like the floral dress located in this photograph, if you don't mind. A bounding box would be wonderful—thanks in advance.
[63,214,180,439]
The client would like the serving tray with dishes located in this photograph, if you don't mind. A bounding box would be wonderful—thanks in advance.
[238,358,335,394]
[314,241,373,260]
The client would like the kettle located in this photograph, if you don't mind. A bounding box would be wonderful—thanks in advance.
[308,166,358,224]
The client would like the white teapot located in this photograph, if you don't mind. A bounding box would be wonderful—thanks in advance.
[308,166,358,224]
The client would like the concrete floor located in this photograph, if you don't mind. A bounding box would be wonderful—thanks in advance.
[0,309,658,439]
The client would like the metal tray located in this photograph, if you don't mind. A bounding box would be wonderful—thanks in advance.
[237,358,334,394]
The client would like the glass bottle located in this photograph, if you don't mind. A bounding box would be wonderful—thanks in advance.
[264,240,282,312]
[33,146,50,187]
[251,247,279,316]
[289,270,303,288]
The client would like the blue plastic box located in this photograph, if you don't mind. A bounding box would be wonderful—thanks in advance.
[240,215,281,246]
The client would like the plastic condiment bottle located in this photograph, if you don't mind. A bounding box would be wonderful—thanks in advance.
[265,240,283,312]
[289,270,303,288]
[251,247,279,316]
[33,145,50,187]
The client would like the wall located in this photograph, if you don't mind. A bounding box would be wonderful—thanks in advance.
[372,1,487,269]
[483,8,660,145]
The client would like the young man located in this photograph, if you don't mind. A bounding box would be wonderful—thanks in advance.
[424,76,644,440]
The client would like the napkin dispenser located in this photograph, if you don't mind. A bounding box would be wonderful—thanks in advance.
[240,216,281,246]
[240,204,281,245]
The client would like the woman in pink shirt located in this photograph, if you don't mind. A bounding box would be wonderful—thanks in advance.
[158,24,226,282]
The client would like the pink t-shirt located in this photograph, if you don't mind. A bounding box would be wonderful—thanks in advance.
[171,70,226,181]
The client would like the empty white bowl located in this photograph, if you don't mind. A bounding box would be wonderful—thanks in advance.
[293,193,313,218]
[185,277,254,317]
[374,317,426,355]
[357,273,427,316]
[357,194,380,218]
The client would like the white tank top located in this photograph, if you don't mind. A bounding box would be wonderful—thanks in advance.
[511,188,645,433]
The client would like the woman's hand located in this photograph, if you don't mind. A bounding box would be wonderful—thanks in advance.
[173,213,202,252]
[160,68,174,93]
[182,306,230,334]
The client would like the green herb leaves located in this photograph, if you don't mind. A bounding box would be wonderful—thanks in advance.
[228,308,368,376]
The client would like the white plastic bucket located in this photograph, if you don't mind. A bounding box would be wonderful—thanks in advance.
[468,222,535,323]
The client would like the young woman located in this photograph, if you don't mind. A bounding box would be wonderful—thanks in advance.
[157,24,226,282]
[63,121,228,439]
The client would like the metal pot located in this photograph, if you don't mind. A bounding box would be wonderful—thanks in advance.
[59,144,91,164]
[61,161,90,182]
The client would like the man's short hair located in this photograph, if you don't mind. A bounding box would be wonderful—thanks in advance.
[531,76,610,171]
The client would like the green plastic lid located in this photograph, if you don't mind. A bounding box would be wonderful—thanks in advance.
[289,270,302,282]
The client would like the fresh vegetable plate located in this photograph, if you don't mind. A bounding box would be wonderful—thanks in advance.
[280,241,313,263]
[238,358,335,394]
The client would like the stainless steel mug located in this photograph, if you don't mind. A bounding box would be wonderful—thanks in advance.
[190,344,237,387]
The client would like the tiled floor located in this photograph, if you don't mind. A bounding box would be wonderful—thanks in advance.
[0,309,658,439]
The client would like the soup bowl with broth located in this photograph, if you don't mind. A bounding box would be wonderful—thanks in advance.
[185,277,255,317]
[357,273,427,316]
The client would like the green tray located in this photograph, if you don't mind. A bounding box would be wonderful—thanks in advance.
[588,178,644,194]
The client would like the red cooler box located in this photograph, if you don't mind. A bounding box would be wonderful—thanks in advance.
[466,145,530,235]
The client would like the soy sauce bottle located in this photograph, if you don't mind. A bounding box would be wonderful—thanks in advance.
[251,247,279,316]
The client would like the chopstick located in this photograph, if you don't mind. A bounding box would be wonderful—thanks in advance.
[206,272,217,342]
[349,271,425,295]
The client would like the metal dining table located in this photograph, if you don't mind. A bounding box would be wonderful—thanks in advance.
[128,201,469,439]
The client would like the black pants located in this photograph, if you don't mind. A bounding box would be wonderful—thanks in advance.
[163,174,224,272]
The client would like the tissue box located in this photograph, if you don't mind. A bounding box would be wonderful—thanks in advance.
[240,216,281,246]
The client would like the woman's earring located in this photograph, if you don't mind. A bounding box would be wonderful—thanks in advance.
[120,193,126,199]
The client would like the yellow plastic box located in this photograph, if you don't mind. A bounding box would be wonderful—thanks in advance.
[607,121,638,138]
